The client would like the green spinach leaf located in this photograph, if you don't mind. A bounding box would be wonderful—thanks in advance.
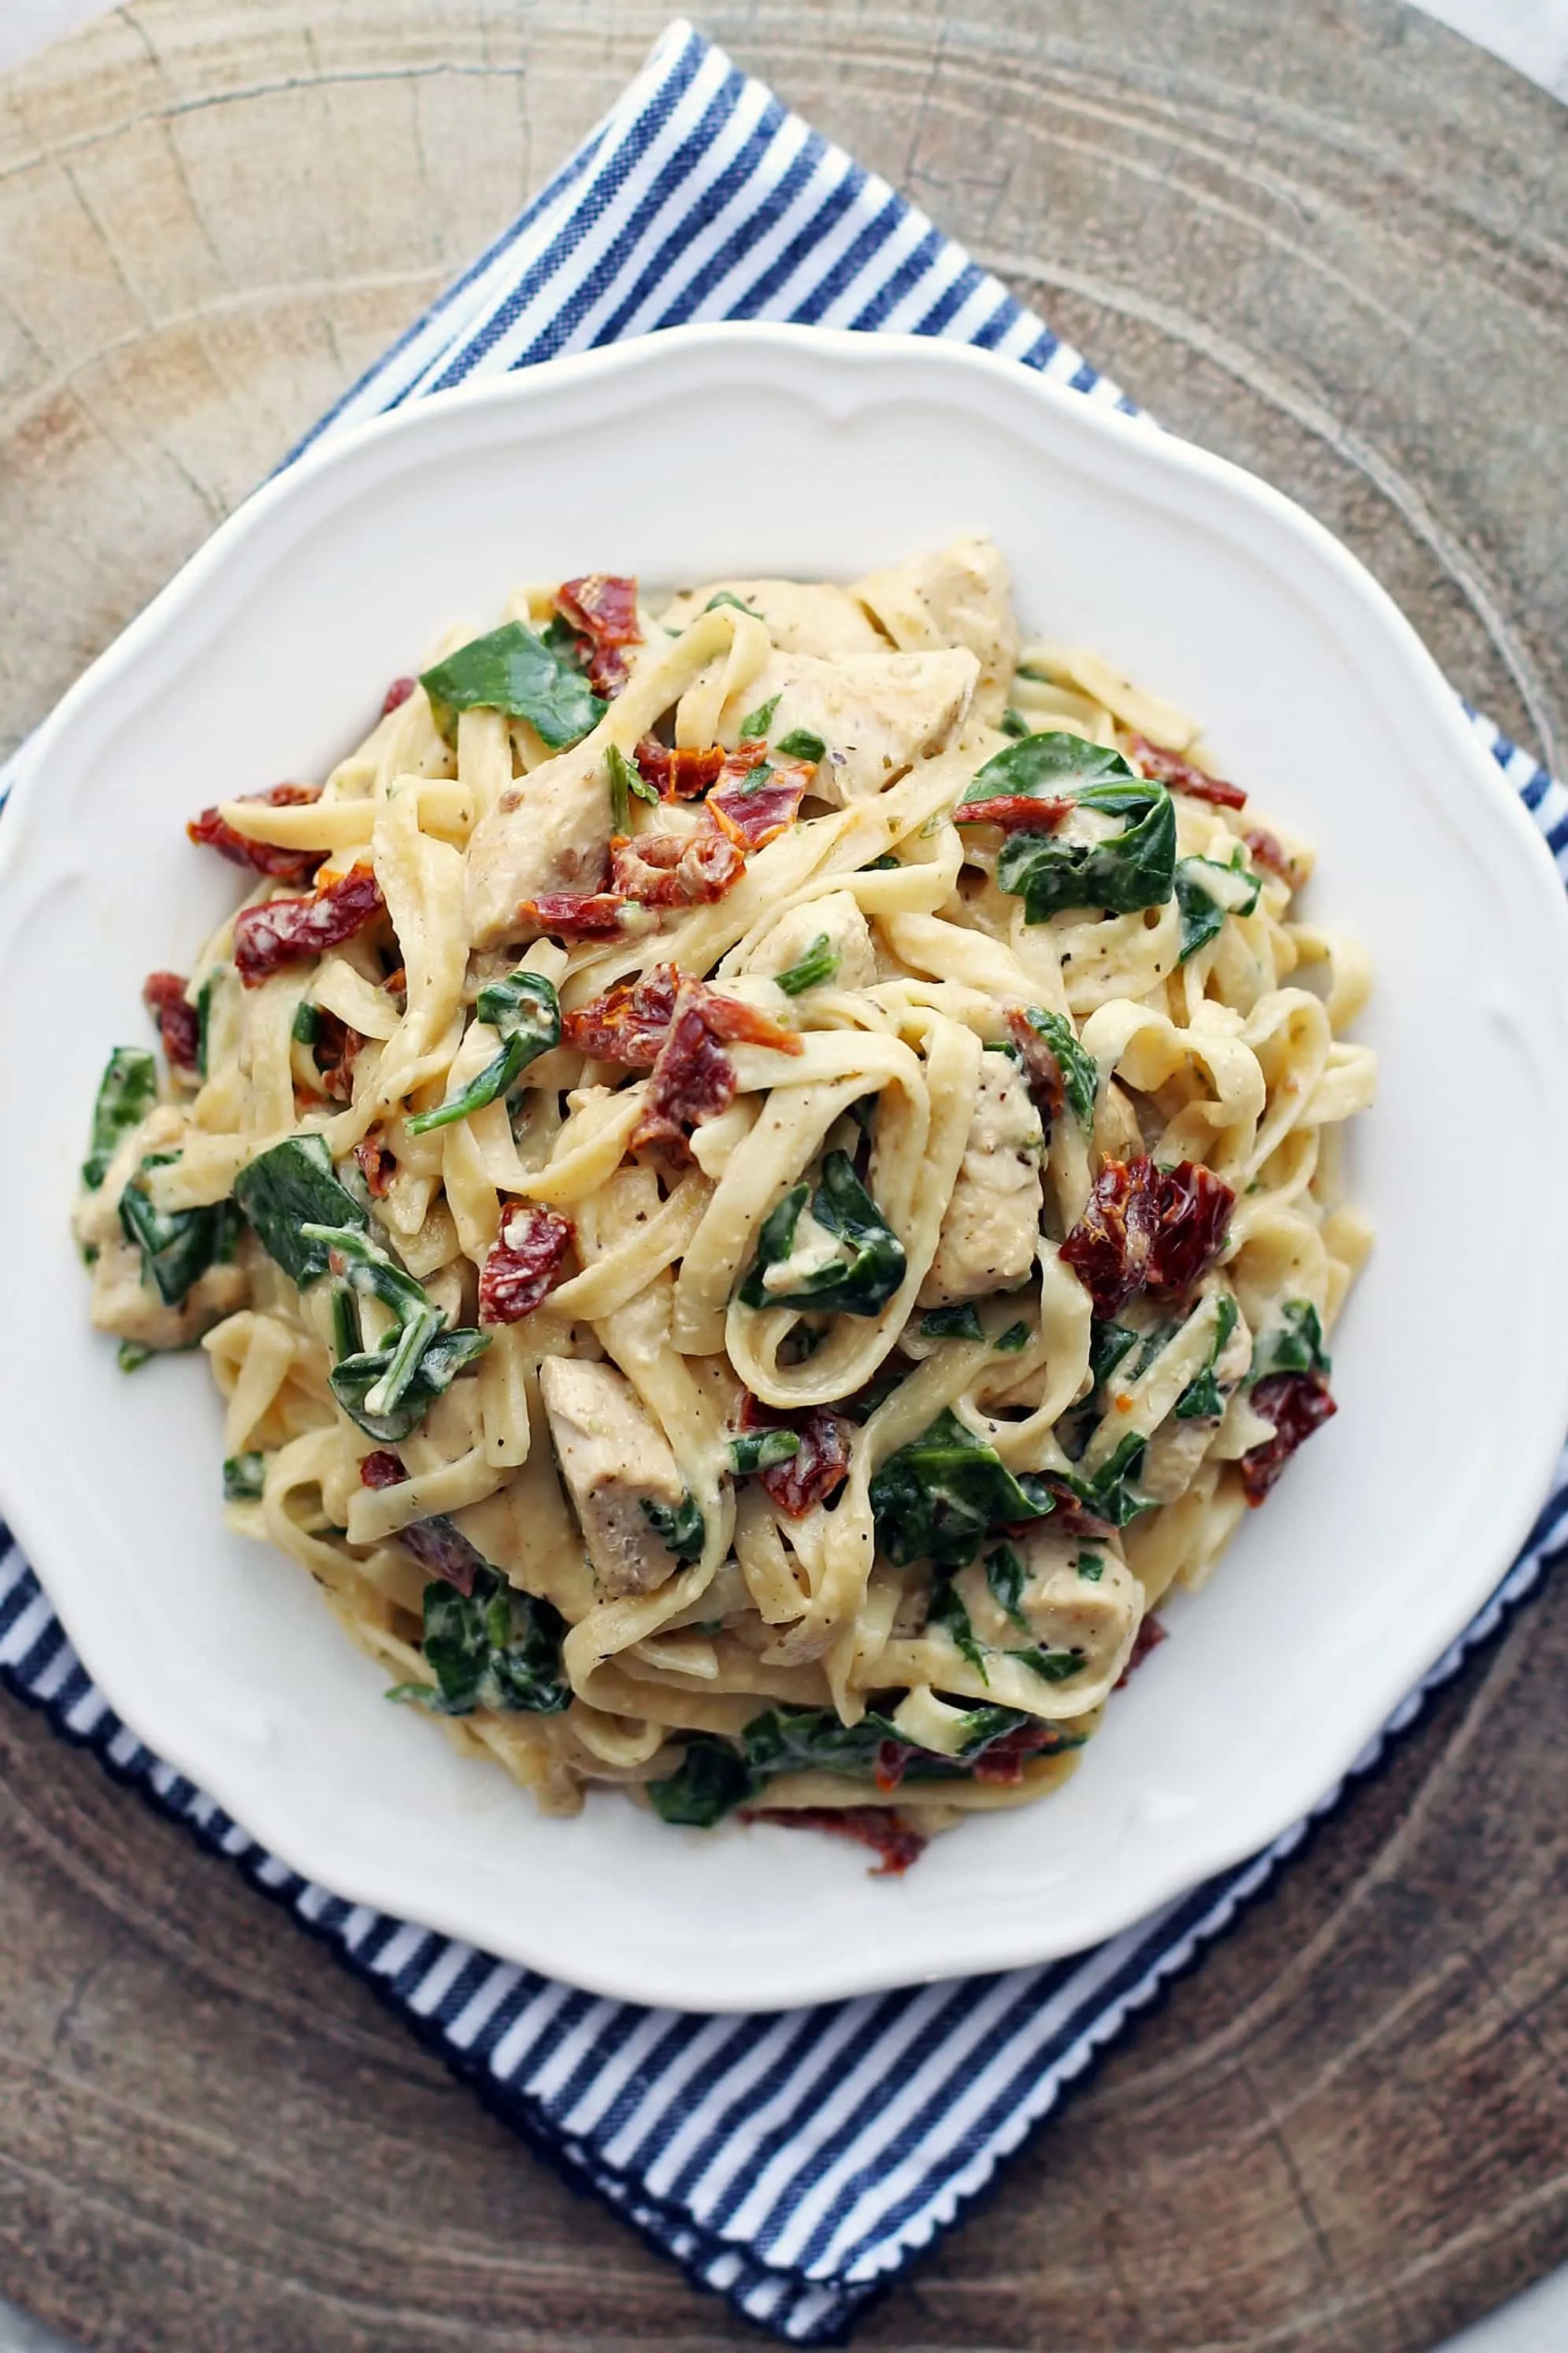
[921,1304,984,1342]
[118,1156,238,1308]
[223,1452,266,1502]
[960,735,1176,921]
[738,1150,906,1318]
[648,1735,758,1825]
[233,1134,368,1286]
[1057,1430,1152,1528]
[331,1326,490,1443]
[641,1490,706,1563]
[776,726,826,762]
[419,622,606,751]
[728,1430,802,1475]
[406,971,560,1135]
[1174,849,1262,962]
[737,692,781,739]
[985,1542,1031,1629]
[83,1046,157,1190]
[391,1566,569,1717]
[1251,1298,1330,1380]
[1017,1006,1099,1126]
[773,933,840,996]
[927,1575,988,1680]
[994,1320,1031,1353]
[1174,1293,1241,1419]
[869,1408,1051,1568]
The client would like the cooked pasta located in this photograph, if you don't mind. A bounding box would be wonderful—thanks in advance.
[75,540,1374,1869]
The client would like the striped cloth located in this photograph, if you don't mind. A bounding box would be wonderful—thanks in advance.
[4,19,1566,2341]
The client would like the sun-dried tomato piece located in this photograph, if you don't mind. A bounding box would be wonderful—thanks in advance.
[1240,1372,1337,1505]
[1147,1160,1234,1296]
[1028,1485,1117,1543]
[1060,1157,1161,1317]
[557,574,642,696]
[693,990,801,1054]
[955,792,1073,832]
[1061,1156,1233,1316]
[233,863,385,988]
[610,827,745,906]
[873,1739,911,1794]
[381,676,417,717]
[758,1408,853,1519]
[741,1806,926,1876]
[142,971,200,1078]
[308,1009,363,1103]
[187,783,326,885]
[516,891,629,938]
[478,1205,575,1325]
[1006,1009,1067,1122]
[1115,1613,1168,1688]
[635,739,726,800]
[360,1449,407,1490]
[971,1720,1082,1783]
[632,984,738,1160]
[562,965,681,1067]
[354,1134,396,1197]
[1125,732,1247,809]
[1244,827,1304,889]
[708,759,814,852]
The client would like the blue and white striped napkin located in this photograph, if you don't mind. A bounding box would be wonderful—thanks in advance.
[4,20,1567,2341]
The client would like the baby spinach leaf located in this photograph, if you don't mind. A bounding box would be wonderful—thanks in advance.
[728,1429,802,1476]
[406,970,561,1135]
[1088,1319,1139,1390]
[1018,1007,1099,1127]
[117,1341,154,1374]
[736,692,781,739]
[958,730,1136,816]
[1058,1431,1152,1528]
[985,1542,1031,1630]
[233,1134,368,1286]
[223,1453,266,1502]
[928,1575,988,1681]
[1174,1293,1241,1420]
[773,933,840,996]
[869,1408,1051,1569]
[921,1304,984,1342]
[306,1223,462,1424]
[83,1046,157,1190]
[118,1156,238,1308]
[392,1565,570,1717]
[999,707,1030,740]
[994,1321,1032,1354]
[703,590,754,615]
[738,1150,906,1318]
[195,976,217,1080]
[997,778,1177,923]
[1013,1646,1086,1683]
[1077,1551,1104,1581]
[419,622,606,751]
[641,1490,706,1563]
[330,1327,490,1443]
[1174,849,1262,962]
[776,726,826,762]
[606,741,633,833]
[865,853,900,872]
[291,1000,319,1045]
[648,1735,758,1826]
[1251,1298,1330,1380]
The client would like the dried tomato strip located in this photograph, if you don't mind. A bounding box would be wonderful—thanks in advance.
[187,783,326,884]
[1115,1614,1168,1687]
[955,792,1073,833]
[233,863,385,988]
[1240,1373,1336,1505]
[143,971,200,1078]
[1061,1156,1233,1316]
[756,1407,853,1519]
[562,965,680,1067]
[1147,1161,1234,1295]
[1125,733,1247,809]
[356,1449,486,1595]
[310,1010,364,1103]
[360,1450,407,1490]
[354,1134,396,1197]
[740,1806,926,1876]
[381,676,417,717]
[971,1720,1082,1783]
[557,574,642,696]
[1244,827,1303,888]
[635,740,725,800]
[707,759,814,852]
[516,891,629,938]
[610,828,744,906]
[478,1206,575,1325]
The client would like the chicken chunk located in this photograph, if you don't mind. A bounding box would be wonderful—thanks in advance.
[538,1357,690,1598]
[917,1052,1043,1305]
[853,537,1018,727]
[719,648,977,804]
[746,890,877,995]
[957,1528,1144,1695]
[86,1232,247,1351]
[659,579,888,658]
[464,738,612,948]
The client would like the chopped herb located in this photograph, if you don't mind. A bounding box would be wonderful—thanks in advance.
[995,1321,1032,1353]
[984,1542,1031,1631]
[1077,1551,1104,1581]
[82,1046,157,1191]
[1018,1006,1099,1126]
[117,1341,154,1374]
[1174,849,1262,961]
[390,1566,569,1717]
[921,1304,984,1342]
[539,611,586,662]
[1251,1298,1331,1380]
[928,1576,988,1682]
[728,1429,803,1476]
[118,1156,238,1308]
[406,970,560,1135]
[739,1150,906,1319]
[641,1490,706,1563]
[736,692,781,739]
[1175,1293,1241,1419]
[870,1408,1051,1569]
[999,707,1030,739]
[223,1453,267,1502]
[291,1000,320,1045]
[606,741,632,832]
[773,933,840,996]
[419,621,606,751]
[776,726,827,762]
[233,1134,368,1286]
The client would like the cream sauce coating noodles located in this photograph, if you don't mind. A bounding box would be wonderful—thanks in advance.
[76,540,1374,1868]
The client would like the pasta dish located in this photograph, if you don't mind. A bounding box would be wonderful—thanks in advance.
[75,540,1374,1872]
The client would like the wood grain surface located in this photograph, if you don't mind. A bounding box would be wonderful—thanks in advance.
[2,4,1566,2347]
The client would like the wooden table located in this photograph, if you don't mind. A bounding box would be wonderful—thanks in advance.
[2,5,1566,2346]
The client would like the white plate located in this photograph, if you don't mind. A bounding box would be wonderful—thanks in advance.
[2,324,1566,2013]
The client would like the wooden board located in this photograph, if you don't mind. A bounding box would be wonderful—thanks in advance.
[2,3,1566,2346]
